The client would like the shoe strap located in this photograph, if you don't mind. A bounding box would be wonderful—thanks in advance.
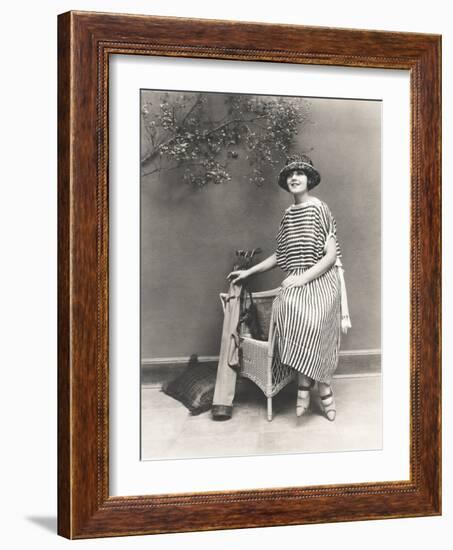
[320,391,333,400]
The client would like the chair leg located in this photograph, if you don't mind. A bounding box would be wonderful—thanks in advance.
[267,397,272,421]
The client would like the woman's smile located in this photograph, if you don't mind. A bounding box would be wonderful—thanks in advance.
[289,180,303,189]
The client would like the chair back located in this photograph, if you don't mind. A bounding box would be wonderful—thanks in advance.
[240,288,280,341]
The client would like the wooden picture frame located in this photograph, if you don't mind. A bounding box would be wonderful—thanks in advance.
[58,10,441,539]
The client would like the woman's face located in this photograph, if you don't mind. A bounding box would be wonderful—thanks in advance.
[287,169,308,194]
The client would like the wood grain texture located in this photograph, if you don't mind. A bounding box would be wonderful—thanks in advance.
[57,10,441,539]
[57,11,72,538]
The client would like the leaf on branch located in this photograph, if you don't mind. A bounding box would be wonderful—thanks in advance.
[141,92,311,187]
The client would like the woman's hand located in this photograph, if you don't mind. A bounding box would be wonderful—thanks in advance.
[227,269,250,285]
[281,274,307,289]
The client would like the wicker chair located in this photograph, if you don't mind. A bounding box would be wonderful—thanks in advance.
[220,287,295,421]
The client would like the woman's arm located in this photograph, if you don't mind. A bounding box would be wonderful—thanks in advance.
[227,253,277,284]
[281,238,337,288]
[247,253,278,276]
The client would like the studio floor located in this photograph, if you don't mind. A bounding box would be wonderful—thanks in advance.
[141,374,382,460]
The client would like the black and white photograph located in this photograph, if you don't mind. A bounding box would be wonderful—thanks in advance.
[140,89,382,460]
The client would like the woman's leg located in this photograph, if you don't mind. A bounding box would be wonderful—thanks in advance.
[298,373,313,388]
[296,373,314,417]
[318,381,336,421]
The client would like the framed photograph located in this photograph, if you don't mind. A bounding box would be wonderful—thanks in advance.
[58,11,441,538]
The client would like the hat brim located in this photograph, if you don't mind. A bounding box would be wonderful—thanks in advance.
[278,162,321,192]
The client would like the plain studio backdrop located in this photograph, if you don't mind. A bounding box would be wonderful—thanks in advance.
[0,1,449,549]
[140,93,381,359]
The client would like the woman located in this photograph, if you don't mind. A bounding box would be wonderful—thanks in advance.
[228,154,351,421]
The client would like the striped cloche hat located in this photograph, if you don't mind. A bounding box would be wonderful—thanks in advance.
[278,154,321,192]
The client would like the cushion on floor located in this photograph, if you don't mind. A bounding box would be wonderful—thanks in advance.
[161,355,217,415]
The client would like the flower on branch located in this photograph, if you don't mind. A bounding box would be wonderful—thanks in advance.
[141,92,311,187]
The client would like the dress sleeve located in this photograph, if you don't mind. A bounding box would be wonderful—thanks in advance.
[320,203,342,266]
[275,212,287,270]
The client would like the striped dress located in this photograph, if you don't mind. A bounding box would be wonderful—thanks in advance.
[273,197,342,383]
